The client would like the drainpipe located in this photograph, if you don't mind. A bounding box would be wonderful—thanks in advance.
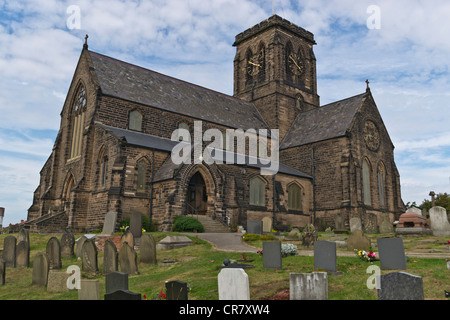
[149,149,155,224]
[311,144,316,226]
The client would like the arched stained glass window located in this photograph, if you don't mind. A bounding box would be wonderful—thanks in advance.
[137,160,147,192]
[70,84,87,159]
[378,164,386,207]
[249,177,265,206]
[129,110,143,132]
[288,183,302,211]
[362,159,371,205]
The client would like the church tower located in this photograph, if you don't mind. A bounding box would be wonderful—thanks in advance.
[233,15,320,139]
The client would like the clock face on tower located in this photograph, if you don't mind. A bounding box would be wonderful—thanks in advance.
[363,120,380,150]
[247,50,264,76]
[288,53,304,75]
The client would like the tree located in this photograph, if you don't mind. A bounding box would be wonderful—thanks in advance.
[419,192,450,212]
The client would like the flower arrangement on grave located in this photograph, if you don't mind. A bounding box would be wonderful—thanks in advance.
[355,249,377,262]
[281,243,298,257]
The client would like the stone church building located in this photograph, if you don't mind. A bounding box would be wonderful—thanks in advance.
[26,15,405,233]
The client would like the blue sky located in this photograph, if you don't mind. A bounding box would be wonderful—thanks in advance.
[0,0,449,226]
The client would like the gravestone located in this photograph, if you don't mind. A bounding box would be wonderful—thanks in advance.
[47,271,69,292]
[0,259,5,285]
[218,268,250,300]
[262,241,282,269]
[379,212,394,234]
[377,272,424,300]
[247,220,263,235]
[156,236,192,250]
[15,240,30,268]
[334,214,346,233]
[101,211,118,235]
[32,252,49,287]
[103,239,118,275]
[140,233,157,264]
[346,230,371,252]
[429,206,450,237]
[105,271,128,294]
[349,217,362,232]
[18,228,30,243]
[120,230,134,249]
[302,224,317,247]
[408,207,422,215]
[76,235,88,258]
[79,279,100,300]
[104,289,141,300]
[81,238,98,273]
[130,212,143,238]
[290,272,328,300]
[3,235,17,268]
[262,217,272,233]
[61,229,75,257]
[377,237,407,270]
[119,242,139,275]
[46,237,62,269]
[314,241,340,274]
[166,280,188,300]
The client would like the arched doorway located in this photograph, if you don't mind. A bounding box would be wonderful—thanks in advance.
[187,172,207,215]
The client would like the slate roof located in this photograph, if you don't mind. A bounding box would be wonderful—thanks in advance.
[88,50,269,130]
[280,92,368,150]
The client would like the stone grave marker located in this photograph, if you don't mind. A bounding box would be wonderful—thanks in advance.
[247,220,263,235]
[81,238,98,273]
[0,259,5,285]
[15,240,30,268]
[346,230,371,252]
[47,271,69,292]
[101,211,118,235]
[262,217,272,233]
[290,272,328,300]
[377,237,407,270]
[218,268,250,300]
[377,271,424,300]
[76,235,88,258]
[349,217,362,232]
[140,233,157,264]
[105,271,129,294]
[46,237,62,269]
[302,224,317,247]
[120,230,134,249]
[32,252,49,287]
[156,235,192,250]
[166,280,188,300]
[103,239,118,275]
[130,212,143,239]
[3,235,16,268]
[119,242,139,275]
[61,229,75,257]
[79,279,100,300]
[314,241,340,274]
[104,289,141,300]
[18,228,30,243]
[262,241,282,269]
[333,214,346,233]
[429,206,450,237]
[379,212,394,234]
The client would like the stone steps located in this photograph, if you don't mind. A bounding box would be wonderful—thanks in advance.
[187,215,232,233]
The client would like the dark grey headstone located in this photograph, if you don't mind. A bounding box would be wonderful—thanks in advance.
[377,238,407,270]
[377,272,424,300]
[104,289,141,300]
[46,237,62,270]
[81,238,98,273]
[103,239,118,275]
[119,242,139,275]
[32,252,49,287]
[61,230,75,257]
[0,259,5,285]
[247,220,263,235]
[314,241,337,273]
[262,241,282,269]
[105,271,128,294]
[130,212,143,238]
[15,240,30,268]
[140,234,157,264]
[3,236,16,268]
[166,280,188,300]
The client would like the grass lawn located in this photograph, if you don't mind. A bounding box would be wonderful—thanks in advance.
[0,232,449,300]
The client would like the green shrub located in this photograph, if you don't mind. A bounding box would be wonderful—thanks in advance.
[172,216,205,233]
[242,233,277,242]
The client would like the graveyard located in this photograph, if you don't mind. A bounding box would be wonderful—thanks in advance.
[0,227,449,300]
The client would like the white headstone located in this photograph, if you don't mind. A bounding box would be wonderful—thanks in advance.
[218,268,250,300]
[349,217,362,232]
[290,272,328,300]
[429,206,450,237]
[407,207,422,215]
